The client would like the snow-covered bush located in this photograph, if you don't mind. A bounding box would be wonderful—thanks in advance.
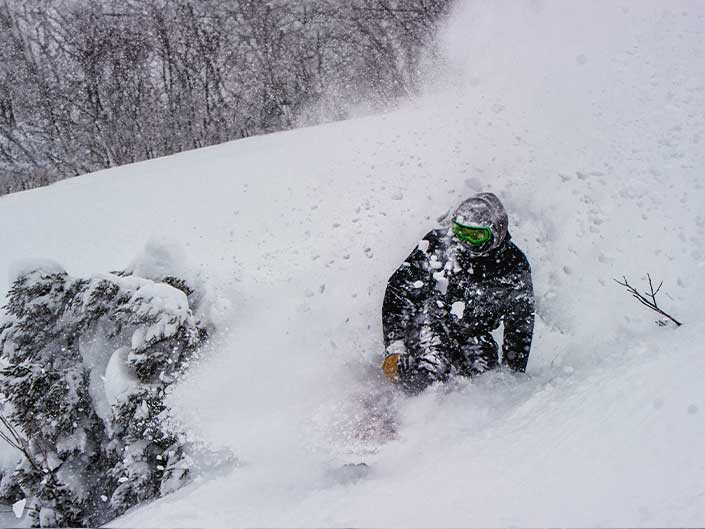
[0,261,209,527]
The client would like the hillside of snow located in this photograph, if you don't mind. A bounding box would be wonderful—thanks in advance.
[1,0,704,527]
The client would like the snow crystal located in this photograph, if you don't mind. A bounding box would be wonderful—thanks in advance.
[417,240,430,253]
[412,280,424,289]
[450,301,466,319]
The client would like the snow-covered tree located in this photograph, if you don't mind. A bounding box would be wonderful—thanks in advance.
[0,0,453,196]
[0,262,209,527]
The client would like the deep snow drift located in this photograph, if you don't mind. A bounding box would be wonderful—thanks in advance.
[1,0,704,527]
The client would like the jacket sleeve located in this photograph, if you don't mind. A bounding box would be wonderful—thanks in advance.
[502,254,535,372]
[382,232,436,349]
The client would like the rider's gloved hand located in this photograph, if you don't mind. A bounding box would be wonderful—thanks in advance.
[382,340,407,382]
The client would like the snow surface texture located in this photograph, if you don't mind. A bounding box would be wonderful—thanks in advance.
[0,0,704,526]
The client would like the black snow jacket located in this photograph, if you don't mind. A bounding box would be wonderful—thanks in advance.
[382,227,534,373]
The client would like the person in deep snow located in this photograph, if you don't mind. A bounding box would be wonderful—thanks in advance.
[381,192,535,393]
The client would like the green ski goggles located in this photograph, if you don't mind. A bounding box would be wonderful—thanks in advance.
[452,222,493,246]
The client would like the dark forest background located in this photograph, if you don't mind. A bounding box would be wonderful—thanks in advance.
[0,0,453,196]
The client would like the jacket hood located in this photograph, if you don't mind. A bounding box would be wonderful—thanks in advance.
[452,192,509,254]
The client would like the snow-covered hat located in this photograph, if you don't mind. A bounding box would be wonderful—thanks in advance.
[452,192,509,253]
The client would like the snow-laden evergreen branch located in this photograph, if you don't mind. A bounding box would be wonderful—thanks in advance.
[0,262,214,527]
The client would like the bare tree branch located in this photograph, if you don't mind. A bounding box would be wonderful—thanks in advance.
[614,274,682,327]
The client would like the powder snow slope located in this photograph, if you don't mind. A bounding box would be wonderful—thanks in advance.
[1,1,705,527]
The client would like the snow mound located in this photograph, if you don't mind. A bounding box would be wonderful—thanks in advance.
[7,258,65,284]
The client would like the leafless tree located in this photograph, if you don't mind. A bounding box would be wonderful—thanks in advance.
[0,0,454,196]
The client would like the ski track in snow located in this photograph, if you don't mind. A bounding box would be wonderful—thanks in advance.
[1,0,705,527]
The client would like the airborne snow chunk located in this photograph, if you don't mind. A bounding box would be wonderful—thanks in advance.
[450,301,466,319]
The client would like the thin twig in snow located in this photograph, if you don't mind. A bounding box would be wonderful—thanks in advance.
[614,274,682,327]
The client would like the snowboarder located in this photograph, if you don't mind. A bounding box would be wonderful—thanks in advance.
[381,192,534,393]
